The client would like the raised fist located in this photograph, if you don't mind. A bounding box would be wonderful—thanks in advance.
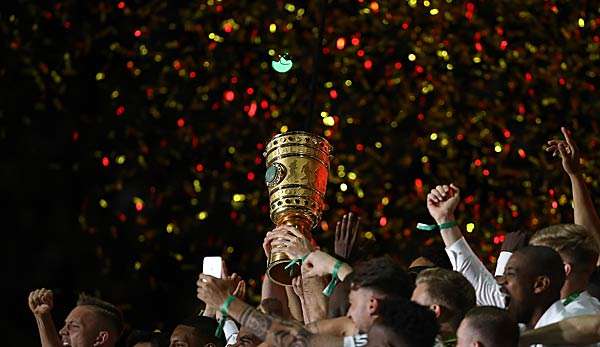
[28,288,54,316]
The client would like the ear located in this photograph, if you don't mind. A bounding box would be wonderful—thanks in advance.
[92,331,109,346]
[563,263,572,277]
[533,275,551,294]
[429,304,442,319]
[368,297,379,315]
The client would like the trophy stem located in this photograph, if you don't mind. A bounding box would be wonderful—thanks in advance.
[266,216,313,286]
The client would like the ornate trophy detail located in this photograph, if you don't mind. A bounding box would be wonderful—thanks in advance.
[264,131,332,286]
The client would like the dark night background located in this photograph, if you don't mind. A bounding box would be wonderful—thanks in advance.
[3,0,600,345]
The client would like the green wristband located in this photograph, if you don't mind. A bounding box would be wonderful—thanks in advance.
[438,221,457,230]
[219,295,236,316]
[323,260,343,297]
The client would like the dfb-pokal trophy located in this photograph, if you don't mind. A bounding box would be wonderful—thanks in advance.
[263,131,332,286]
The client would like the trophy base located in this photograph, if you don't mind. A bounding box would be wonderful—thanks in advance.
[267,258,300,286]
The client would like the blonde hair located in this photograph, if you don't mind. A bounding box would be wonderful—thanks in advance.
[416,268,476,330]
[530,224,599,271]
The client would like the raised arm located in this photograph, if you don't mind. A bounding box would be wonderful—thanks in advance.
[426,184,505,307]
[546,127,600,248]
[426,184,462,247]
[197,275,343,347]
[519,314,600,346]
[28,289,62,347]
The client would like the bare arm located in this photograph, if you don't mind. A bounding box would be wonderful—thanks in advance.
[306,316,357,336]
[296,276,328,323]
[547,127,600,249]
[285,286,304,322]
[28,289,62,347]
[519,314,600,346]
[229,297,342,347]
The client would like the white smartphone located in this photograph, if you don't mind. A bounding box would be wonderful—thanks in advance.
[202,256,222,278]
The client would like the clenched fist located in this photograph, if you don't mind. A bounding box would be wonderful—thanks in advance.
[28,288,54,316]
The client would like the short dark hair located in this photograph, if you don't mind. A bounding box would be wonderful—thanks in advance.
[416,268,476,330]
[126,330,167,347]
[178,316,224,346]
[77,293,124,338]
[377,297,439,347]
[462,306,519,347]
[514,246,566,294]
[349,256,414,298]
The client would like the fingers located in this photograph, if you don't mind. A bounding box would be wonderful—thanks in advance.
[335,220,341,240]
[557,142,568,159]
[561,127,578,152]
[221,260,229,278]
[342,213,349,236]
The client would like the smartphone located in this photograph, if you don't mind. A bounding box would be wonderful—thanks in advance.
[202,256,222,278]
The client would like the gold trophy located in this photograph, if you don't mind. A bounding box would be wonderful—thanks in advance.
[264,131,332,286]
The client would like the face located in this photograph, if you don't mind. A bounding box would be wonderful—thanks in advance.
[169,325,217,347]
[497,253,534,323]
[456,318,476,347]
[133,344,152,347]
[347,287,379,332]
[59,306,106,347]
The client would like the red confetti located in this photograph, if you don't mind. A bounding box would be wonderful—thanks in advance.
[363,60,373,70]
[499,40,508,50]
[117,1,126,9]
[135,202,143,212]
[195,163,204,172]
[247,172,255,181]
[518,149,527,158]
[134,29,142,37]
[482,169,490,176]
[379,216,387,227]
[176,118,185,127]
[224,90,235,101]
[329,89,338,99]
[248,101,257,117]
[351,37,360,46]
[115,106,125,116]
[102,157,110,167]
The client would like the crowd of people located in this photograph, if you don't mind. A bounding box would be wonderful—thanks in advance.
[28,128,600,346]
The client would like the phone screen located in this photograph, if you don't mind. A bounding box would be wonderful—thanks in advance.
[202,256,222,278]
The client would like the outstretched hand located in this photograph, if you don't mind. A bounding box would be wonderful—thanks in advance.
[28,288,54,316]
[197,274,233,308]
[334,212,360,260]
[426,184,460,223]
[546,127,581,175]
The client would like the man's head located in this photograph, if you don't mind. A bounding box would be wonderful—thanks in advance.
[59,294,124,347]
[170,316,224,347]
[498,246,565,326]
[368,297,439,347]
[456,306,519,347]
[529,224,599,283]
[127,330,168,347]
[347,256,414,332]
[411,268,476,333]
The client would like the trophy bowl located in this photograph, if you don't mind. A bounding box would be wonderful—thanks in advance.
[264,131,332,286]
